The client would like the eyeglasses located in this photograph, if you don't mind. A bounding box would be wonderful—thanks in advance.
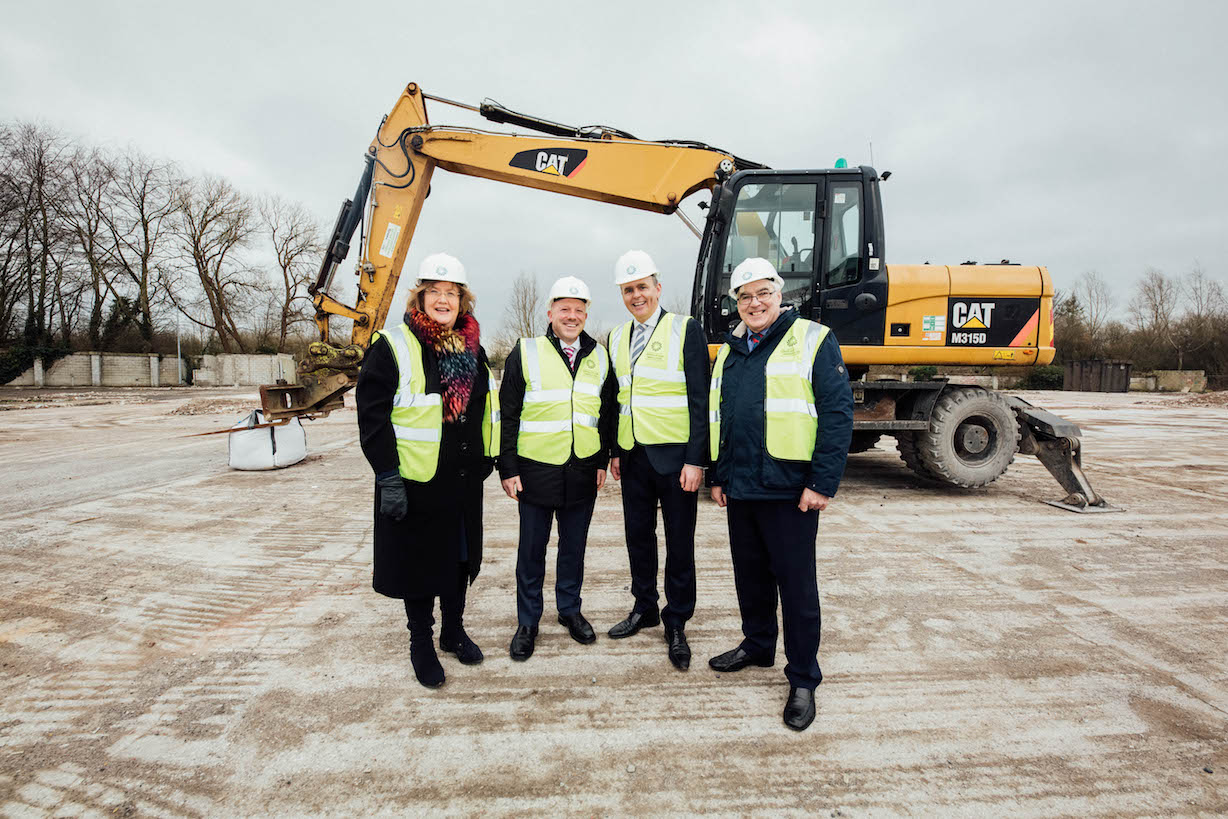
[737,287,777,305]
[425,288,460,302]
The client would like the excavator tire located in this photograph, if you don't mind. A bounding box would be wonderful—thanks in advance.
[848,432,882,453]
[895,431,937,480]
[914,387,1020,488]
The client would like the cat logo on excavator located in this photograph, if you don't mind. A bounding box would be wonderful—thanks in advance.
[509,148,589,178]
[952,301,996,329]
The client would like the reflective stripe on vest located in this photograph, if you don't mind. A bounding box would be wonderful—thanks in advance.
[610,312,690,449]
[381,324,443,481]
[516,336,609,465]
[381,323,501,479]
[481,368,501,459]
[708,318,830,463]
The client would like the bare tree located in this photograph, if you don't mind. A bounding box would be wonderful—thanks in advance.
[0,125,29,343]
[498,271,542,347]
[58,146,116,348]
[166,176,257,353]
[102,150,179,350]
[258,195,322,351]
[1127,266,1224,370]
[1075,271,1113,355]
[1186,263,1226,324]
[1129,268,1180,337]
[1169,263,1226,370]
[6,123,77,348]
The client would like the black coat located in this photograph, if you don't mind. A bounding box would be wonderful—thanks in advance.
[356,331,494,599]
[708,308,855,500]
[497,327,618,509]
[613,309,710,475]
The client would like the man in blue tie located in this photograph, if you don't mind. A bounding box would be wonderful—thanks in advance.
[606,250,709,671]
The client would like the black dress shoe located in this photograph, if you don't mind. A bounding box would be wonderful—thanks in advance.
[509,625,538,661]
[439,628,484,665]
[707,646,774,672]
[664,625,691,670]
[783,686,816,731]
[607,610,660,639]
[558,612,597,645]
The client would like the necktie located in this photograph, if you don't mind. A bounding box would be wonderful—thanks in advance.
[630,323,649,362]
[748,331,763,351]
[564,346,576,369]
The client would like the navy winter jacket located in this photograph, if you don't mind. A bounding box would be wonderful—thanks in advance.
[709,308,855,500]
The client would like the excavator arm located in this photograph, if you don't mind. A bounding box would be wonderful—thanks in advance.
[261,82,746,419]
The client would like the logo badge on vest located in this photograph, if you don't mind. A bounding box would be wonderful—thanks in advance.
[651,341,662,351]
[509,148,589,178]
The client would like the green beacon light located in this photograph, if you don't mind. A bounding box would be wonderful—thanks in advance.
[834,157,848,169]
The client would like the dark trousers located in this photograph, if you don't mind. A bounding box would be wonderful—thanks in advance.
[404,563,468,637]
[726,498,822,690]
[620,445,697,628]
[515,498,595,627]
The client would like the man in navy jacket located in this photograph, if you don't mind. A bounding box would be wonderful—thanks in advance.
[708,258,854,731]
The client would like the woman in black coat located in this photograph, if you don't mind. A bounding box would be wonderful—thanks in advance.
[356,253,496,688]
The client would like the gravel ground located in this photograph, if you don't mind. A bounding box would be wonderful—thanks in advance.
[0,387,1225,816]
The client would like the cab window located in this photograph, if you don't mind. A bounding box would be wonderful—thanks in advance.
[825,183,862,287]
[721,183,817,311]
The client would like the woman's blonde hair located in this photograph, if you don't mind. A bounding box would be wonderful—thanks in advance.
[408,279,476,318]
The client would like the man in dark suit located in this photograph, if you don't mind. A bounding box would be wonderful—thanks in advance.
[606,250,709,671]
[498,276,618,661]
[708,257,854,731]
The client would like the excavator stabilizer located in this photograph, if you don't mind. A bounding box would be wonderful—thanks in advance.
[1006,396,1121,513]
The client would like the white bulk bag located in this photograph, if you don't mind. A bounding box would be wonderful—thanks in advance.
[228,410,307,470]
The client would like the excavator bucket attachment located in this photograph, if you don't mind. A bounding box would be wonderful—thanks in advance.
[260,375,349,421]
[259,342,363,421]
[1005,397,1121,513]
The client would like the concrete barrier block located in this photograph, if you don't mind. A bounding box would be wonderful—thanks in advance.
[1153,370,1206,393]
[44,354,92,387]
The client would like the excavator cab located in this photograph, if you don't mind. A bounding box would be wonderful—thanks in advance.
[692,166,889,350]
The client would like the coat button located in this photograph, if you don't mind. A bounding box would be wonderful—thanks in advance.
[459,414,467,423]
[458,468,467,478]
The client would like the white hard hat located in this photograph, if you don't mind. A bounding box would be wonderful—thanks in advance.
[417,252,467,286]
[614,250,659,285]
[729,257,785,299]
[548,276,591,304]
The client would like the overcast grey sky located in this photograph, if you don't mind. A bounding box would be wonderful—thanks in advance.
[3,0,1226,333]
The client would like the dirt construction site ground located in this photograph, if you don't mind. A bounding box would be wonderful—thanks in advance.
[0,386,1225,816]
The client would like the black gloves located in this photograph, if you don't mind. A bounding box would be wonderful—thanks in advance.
[377,473,409,521]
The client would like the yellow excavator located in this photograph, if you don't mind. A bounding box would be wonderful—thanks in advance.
[260,82,1110,511]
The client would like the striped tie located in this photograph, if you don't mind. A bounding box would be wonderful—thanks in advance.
[564,346,576,369]
[748,331,763,351]
[630,323,648,363]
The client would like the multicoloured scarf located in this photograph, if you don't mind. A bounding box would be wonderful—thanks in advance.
[406,309,480,423]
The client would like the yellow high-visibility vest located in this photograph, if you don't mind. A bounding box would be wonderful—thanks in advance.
[709,318,830,462]
[377,323,500,481]
[609,312,691,450]
[516,336,609,465]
